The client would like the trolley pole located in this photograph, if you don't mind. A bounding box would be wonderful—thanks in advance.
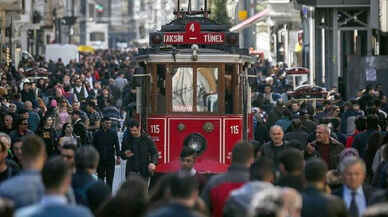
[1,10,6,64]
[242,64,249,142]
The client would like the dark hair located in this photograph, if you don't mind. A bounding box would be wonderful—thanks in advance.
[180,146,197,159]
[278,148,304,173]
[97,175,149,217]
[42,156,71,190]
[72,110,81,117]
[62,143,77,152]
[128,119,140,128]
[355,116,366,131]
[250,157,274,181]
[329,118,341,130]
[232,141,254,164]
[39,115,54,130]
[305,159,328,183]
[291,119,302,129]
[169,174,199,199]
[18,108,28,115]
[16,118,28,127]
[367,132,383,161]
[75,145,99,171]
[21,135,46,164]
[12,138,22,146]
[61,123,72,137]
[101,117,111,122]
[87,100,96,107]
[149,174,175,204]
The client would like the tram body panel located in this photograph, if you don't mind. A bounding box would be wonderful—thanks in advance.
[147,114,252,174]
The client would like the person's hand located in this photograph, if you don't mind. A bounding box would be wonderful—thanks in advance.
[116,157,121,165]
[148,163,156,173]
[125,150,134,158]
[306,143,315,154]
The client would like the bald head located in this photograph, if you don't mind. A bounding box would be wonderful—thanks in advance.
[316,124,330,144]
[270,125,284,146]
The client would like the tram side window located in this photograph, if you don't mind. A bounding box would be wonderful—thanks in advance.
[197,67,218,112]
[156,64,167,114]
[172,67,194,112]
[225,64,234,114]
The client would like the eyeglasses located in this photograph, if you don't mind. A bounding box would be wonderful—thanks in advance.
[21,122,28,126]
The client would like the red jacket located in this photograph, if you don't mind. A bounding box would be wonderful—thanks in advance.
[200,164,250,217]
[346,130,360,148]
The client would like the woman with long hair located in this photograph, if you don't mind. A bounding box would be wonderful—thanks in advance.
[58,123,78,149]
[56,98,71,131]
[36,97,48,118]
[36,115,58,157]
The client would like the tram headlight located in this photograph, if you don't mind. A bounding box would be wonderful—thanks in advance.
[191,44,199,61]
[183,133,207,156]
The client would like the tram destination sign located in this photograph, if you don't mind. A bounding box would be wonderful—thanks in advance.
[163,22,225,45]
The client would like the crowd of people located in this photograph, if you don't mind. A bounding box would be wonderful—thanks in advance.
[0,51,386,217]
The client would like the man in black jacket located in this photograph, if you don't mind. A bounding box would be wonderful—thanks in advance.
[277,148,305,192]
[120,120,158,179]
[260,125,290,168]
[302,159,347,217]
[92,117,120,187]
[72,111,89,146]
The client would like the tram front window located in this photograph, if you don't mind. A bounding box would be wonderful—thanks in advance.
[172,67,194,112]
[197,67,218,112]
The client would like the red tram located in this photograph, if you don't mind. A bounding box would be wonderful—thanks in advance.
[134,1,254,174]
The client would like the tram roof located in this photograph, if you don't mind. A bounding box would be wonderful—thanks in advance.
[136,48,255,64]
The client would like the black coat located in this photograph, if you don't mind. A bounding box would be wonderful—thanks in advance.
[276,174,305,192]
[73,119,89,146]
[120,134,158,178]
[284,129,309,149]
[351,129,378,160]
[302,186,347,217]
[72,171,111,212]
[92,128,120,162]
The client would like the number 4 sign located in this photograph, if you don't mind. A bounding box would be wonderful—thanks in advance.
[186,22,201,40]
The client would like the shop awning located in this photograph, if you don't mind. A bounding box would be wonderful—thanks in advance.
[230,8,270,32]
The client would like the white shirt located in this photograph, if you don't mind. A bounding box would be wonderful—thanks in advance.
[343,185,367,216]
